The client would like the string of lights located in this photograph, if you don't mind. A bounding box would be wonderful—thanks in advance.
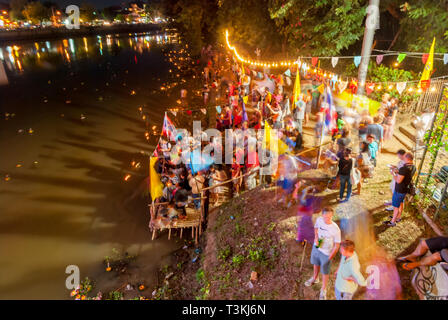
[224,29,448,94]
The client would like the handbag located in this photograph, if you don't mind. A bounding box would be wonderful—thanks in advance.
[350,158,361,186]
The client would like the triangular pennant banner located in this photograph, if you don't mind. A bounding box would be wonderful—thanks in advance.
[216,105,221,114]
[354,56,362,67]
[421,79,431,91]
[200,108,207,115]
[311,57,318,67]
[170,110,177,117]
[366,83,375,95]
[243,96,249,104]
[422,53,429,65]
[396,82,407,95]
[286,77,292,86]
[284,69,291,77]
[397,53,407,63]
[376,55,384,65]
[331,57,339,68]
[338,80,348,93]
[444,54,448,65]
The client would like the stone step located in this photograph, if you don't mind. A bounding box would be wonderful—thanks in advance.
[392,130,415,151]
[399,125,416,143]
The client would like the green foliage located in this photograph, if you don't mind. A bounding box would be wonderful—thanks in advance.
[9,0,27,21]
[217,245,232,261]
[395,0,448,52]
[196,268,205,283]
[269,0,368,56]
[218,0,283,56]
[22,1,49,24]
[108,290,124,300]
[231,254,245,268]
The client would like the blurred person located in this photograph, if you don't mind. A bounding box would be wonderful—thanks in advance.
[334,240,367,300]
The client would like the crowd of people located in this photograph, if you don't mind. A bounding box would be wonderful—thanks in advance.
[148,44,442,300]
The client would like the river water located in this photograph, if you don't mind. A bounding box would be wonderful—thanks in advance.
[0,31,184,299]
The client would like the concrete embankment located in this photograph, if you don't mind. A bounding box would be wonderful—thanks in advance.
[0,24,166,43]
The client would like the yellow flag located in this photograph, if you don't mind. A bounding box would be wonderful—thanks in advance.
[150,157,164,201]
[419,37,435,88]
[263,121,290,155]
[243,95,249,104]
[293,70,301,109]
[317,84,325,94]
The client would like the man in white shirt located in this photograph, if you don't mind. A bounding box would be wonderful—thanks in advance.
[305,207,341,300]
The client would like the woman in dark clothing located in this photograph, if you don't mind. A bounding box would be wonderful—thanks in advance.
[337,148,353,202]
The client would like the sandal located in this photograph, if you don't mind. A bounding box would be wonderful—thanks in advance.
[396,256,411,262]
[389,216,402,222]
[402,263,413,271]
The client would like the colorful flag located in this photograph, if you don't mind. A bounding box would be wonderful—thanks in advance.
[397,82,407,95]
[422,53,429,65]
[376,55,384,65]
[444,54,448,65]
[322,86,337,132]
[242,101,248,123]
[397,53,407,63]
[331,57,339,68]
[311,57,318,67]
[293,69,301,108]
[162,112,177,141]
[149,157,164,201]
[419,38,436,89]
[263,121,290,155]
[354,56,361,67]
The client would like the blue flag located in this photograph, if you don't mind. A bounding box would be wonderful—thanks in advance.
[242,101,248,123]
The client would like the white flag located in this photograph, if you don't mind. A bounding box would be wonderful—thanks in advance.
[338,80,348,93]
[200,108,207,115]
[396,82,407,95]
[331,57,339,68]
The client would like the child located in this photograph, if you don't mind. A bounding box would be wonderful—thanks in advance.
[334,240,367,300]
[367,134,379,167]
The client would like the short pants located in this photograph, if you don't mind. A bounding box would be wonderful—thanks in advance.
[392,191,406,208]
[310,246,331,274]
[426,236,448,255]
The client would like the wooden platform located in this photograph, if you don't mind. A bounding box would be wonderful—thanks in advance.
[150,207,202,243]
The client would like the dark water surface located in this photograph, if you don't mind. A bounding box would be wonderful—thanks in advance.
[0,32,183,299]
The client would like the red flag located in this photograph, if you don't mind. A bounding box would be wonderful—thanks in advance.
[366,83,375,95]
[162,113,177,141]
[349,79,358,94]
[420,79,431,91]
[422,53,429,65]
[311,57,318,67]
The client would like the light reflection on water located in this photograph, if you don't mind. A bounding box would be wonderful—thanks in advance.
[0,32,179,75]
